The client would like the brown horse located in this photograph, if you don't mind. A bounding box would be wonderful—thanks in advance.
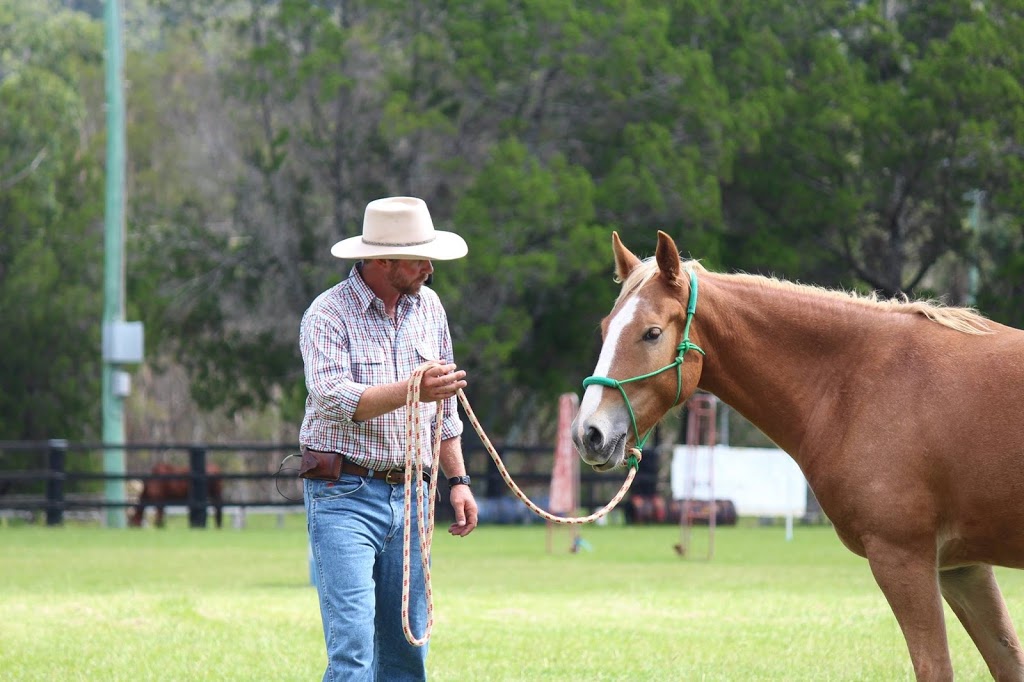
[573,231,1024,681]
[128,462,224,528]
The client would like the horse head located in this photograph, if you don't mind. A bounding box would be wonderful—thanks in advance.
[572,231,706,471]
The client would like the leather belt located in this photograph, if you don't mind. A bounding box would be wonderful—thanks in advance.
[341,460,431,485]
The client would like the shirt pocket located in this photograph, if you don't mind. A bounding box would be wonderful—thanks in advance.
[350,349,388,385]
[416,340,439,364]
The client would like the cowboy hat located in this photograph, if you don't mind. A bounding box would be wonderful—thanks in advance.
[330,196,468,261]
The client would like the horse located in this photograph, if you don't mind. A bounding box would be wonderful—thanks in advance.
[573,230,1024,681]
[128,462,225,528]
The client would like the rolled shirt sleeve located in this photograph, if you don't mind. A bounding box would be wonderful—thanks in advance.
[439,393,464,441]
[300,311,366,424]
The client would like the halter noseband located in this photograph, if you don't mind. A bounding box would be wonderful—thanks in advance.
[582,270,705,468]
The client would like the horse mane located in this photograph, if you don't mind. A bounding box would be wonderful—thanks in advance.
[616,258,993,335]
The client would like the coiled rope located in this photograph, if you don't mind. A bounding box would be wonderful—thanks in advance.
[399,363,443,647]
[401,362,641,645]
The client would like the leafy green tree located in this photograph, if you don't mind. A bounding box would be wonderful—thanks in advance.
[726,0,1024,297]
[0,1,105,440]
[441,0,738,261]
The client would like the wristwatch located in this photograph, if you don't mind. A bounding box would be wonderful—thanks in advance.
[447,475,471,488]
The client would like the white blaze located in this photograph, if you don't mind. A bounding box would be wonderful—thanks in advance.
[576,295,641,425]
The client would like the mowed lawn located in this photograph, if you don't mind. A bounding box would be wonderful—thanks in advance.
[2,515,1021,681]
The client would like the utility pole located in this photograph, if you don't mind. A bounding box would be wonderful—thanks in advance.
[102,0,143,528]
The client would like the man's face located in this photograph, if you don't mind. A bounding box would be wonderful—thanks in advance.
[386,259,434,295]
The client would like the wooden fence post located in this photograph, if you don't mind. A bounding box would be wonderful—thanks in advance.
[46,439,67,526]
[188,446,208,529]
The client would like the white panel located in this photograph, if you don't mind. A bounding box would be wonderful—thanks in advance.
[102,321,145,364]
[671,445,807,516]
[112,369,132,397]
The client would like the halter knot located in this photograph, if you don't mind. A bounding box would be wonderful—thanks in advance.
[678,339,705,357]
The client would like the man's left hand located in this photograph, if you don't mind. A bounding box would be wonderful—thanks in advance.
[448,485,478,537]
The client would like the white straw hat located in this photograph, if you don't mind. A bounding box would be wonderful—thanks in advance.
[330,196,468,260]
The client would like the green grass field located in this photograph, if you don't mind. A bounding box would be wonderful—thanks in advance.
[2,515,1019,681]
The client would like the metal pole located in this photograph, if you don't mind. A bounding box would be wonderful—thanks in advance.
[46,439,68,526]
[188,447,209,528]
[102,0,127,528]
[966,189,984,306]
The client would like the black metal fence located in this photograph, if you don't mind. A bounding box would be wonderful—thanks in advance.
[0,440,305,527]
[0,440,654,527]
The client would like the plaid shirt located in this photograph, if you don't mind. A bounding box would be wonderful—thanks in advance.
[299,265,463,470]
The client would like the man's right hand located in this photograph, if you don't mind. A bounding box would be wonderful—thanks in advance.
[419,362,467,402]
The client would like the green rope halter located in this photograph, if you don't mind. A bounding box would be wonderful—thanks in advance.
[582,270,705,468]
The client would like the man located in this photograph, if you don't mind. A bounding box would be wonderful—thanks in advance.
[299,196,479,681]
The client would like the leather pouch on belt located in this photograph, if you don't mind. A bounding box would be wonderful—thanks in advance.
[298,448,343,481]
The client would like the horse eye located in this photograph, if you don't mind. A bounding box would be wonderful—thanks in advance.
[643,327,662,341]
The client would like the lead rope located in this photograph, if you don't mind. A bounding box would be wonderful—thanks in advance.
[401,362,641,646]
[456,388,641,525]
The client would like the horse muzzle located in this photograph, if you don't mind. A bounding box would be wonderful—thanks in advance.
[571,418,628,471]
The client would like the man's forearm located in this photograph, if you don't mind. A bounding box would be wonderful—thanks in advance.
[352,364,465,422]
[352,381,407,422]
[439,437,467,478]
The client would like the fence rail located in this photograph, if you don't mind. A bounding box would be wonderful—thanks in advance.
[0,440,656,527]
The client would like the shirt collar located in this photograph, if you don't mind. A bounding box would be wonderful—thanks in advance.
[348,264,421,315]
[348,265,376,312]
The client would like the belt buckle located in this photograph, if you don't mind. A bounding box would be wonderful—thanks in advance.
[383,469,406,485]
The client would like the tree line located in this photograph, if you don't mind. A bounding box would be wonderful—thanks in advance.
[1,0,1022,444]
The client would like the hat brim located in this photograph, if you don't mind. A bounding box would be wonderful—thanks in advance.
[330,230,468,261]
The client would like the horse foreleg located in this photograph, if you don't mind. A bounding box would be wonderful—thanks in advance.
[214,504,223,529]
[940,564,1024,681]
[865,538,953,681]
[155,506,166,528]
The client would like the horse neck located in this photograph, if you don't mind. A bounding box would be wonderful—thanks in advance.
[693,274,870,455]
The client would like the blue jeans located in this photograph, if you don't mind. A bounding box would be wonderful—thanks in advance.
[305,474,431,682]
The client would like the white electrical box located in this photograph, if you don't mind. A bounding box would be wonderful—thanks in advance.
[112,369,132,397]
[102,321,145,364]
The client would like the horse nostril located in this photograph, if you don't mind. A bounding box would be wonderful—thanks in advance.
[585,425,604,450]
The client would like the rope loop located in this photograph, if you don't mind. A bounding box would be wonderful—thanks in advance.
[401,361,642,647]
[456,387,639,527]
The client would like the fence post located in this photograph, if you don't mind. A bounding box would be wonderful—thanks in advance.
[188,446,208,529]
[46,439,67,526]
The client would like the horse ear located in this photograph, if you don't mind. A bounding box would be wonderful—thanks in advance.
[612,231,641,282]
[655,231,682,285]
